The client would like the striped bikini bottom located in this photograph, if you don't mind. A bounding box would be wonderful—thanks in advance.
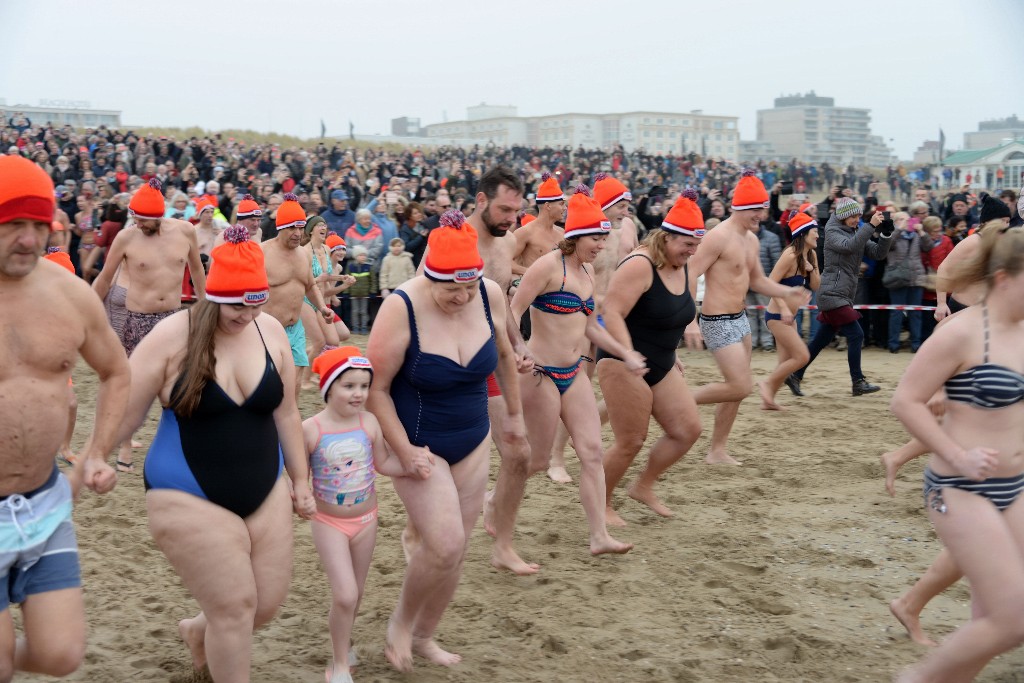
[923,467,1024,514]
[535,356,593,395]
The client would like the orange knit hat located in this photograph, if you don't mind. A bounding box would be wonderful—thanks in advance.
[730,168,769,211]
[275,193,307,230]
[325,234,347,252]
[193,195,215,216]
[312,345,373,400]
[206,225,270,305]
[519,211,536,227]
[423,210,483,283]
[592,172,632,211]
[44,246,75,274]
[661,189,706,238]
[0,155,55,224]
[129,178,166,219]
[236,194,262,218]
[535,172,564,203]
[788,212,818,238]
[50,220,65,232]
[563,184,611,240]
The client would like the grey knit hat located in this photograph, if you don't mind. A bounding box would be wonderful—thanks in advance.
[835,197,862,220]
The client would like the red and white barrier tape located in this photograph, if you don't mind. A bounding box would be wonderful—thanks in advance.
[744,304,936,311]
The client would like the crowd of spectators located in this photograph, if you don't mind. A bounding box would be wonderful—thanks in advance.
[4,112,1021,337]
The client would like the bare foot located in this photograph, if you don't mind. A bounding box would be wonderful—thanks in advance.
[881,452,901,497]
[605,506,628,528]
[325,663,354,683]
[178,618,207,670]
[705,450,742,466]
[385,618,413,672]
[131,439,142,448]
[590,534,634,556]
[482,489,497,538]
[413,637,462,667]
[889,598,937,647]
[758,381,786,411]
[490,545,540,575]
[547,466,573,484]
[116,460,135,473]
[627,483,674,517]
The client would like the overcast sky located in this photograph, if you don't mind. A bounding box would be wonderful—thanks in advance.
[3,0,1022,159]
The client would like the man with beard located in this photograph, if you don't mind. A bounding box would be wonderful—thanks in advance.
[93,178,205,472]
[260,193,335,399]
[419,166,534,574]
[0,151,130,683]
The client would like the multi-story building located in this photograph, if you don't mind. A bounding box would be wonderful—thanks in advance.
[1,98,121,129]
[754,92,892,167]
[964,115,1024,150]
[421,105,739,156]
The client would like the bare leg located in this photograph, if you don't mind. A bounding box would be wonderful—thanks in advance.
[882,438,929,497]
[691,340,752,465]
[760,320,808,411]
[484,394,538,575]
[116,440,134,472]
[598,359,653,527]
[547,420,574,484]
[14,588,86,677]
[890,547,961,647]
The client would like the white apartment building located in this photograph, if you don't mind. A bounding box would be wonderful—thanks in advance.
[964,115,1024,150]
[1,98,121,129]
[755,92,892,167]
[422,105,739,156]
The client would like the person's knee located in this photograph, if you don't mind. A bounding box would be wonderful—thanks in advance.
[29,637,85,677]
[208,588,258,628]
[331,583,360,616]
[496,439,530,477]
[421,533,466,572]
[670,417,702,445]
[615,429,648,458]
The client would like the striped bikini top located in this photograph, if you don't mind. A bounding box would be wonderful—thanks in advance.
[531,253,595,316]
[945,306,1024,410]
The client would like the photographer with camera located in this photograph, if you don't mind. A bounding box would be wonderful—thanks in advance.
[882,211,933,353]
[788,198,894,397]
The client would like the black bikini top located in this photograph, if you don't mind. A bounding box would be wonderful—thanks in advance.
[945,306,1024,410]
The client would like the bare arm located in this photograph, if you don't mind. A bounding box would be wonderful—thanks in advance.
[766,250,799,318]
[116,313,186,442]
[91,229,129,300]
[617,215,639,262]
[509,254,552,327]
[182,223,206,296]
[511,230,530,276]
[935,233,981,318]
[600,253,652,352]
[749,236,810,307]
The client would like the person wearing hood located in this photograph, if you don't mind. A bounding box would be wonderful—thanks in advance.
[320,189,356,236]
[788,198,894,397]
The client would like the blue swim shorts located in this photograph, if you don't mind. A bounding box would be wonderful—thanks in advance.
[285,319,309,368]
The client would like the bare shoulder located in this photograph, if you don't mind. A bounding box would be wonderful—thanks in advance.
[256,311,288,341]
[165,217,196,237]
[482,277,504,303]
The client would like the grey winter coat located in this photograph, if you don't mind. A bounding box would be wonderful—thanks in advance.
[756,226,782,277]
[884,228,933,289]
[818,213,894,311]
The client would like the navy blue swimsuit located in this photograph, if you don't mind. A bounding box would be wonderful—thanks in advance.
[391,283,498,465]
[765,274,807,322]
[144,322,284,518]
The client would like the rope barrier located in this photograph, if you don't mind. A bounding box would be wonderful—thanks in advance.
[744,304,937,311]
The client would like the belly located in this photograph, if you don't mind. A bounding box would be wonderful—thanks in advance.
[0,381,69,494]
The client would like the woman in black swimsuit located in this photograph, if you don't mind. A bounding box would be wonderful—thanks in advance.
[598,191,704,526]
[891,222,1024,682]
[118,226,315,681]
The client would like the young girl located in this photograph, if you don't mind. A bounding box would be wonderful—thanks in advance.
[305,347,428,683]
[757,212,820,409]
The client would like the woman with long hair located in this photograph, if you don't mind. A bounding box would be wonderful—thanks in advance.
[598,190,704,526]
[757,212,820,409]
[117,226,315,682]
[891,222,1024,682]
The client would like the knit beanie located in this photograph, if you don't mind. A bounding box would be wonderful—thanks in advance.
[193,196,216,216]
[564,184,611,240]
[592,172,632,211]
[325,234,347,252]
[834,197,862,221]
[730,168,769,211]
[0,155,54,224]
[205,225,270,305]
[129,178,166,219]
[312,345,373,400]
[661,188,705,238]
[304,214,326,238]
[535,172,564,203]
[423,210,483,283]
[519,211,536,226]
[979,194,1012,224]
[789,212,818,238]
[236,194,262,218]
[275,193,307,230]
[43,246,75,274]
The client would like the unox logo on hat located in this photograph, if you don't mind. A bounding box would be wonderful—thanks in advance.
[349,356,372,369]
[454,268,480,282]
[694,228,706,238]
[244,291,269,305]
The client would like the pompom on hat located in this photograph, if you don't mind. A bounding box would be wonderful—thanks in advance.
[205,225,270,306]
[661,188,706,238]
[535,172,564,203]
[325,234,347,252]
[312,345,373,400]
[834,197,862,221]
[129,178,166,219]
[730,168,769,211]
[592,172,632,211]
[236,194,262,218]
[564,184,611,240]
[423,210,483,283]
[0,155,55,225]
[275,193,307,230]
[788,212,818,239]
[43,247,75,274]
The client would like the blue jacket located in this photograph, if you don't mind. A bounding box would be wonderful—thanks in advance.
[319,206,355,236]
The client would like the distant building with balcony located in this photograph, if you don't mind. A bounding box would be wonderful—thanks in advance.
[754,92,892,167]
[1,98,121,129]
[422,105,739,156]
[964,115,1024,150]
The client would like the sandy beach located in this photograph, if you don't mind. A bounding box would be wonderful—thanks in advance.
[21,342,1024,682]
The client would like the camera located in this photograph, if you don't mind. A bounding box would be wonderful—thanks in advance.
[778,180,794,195]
